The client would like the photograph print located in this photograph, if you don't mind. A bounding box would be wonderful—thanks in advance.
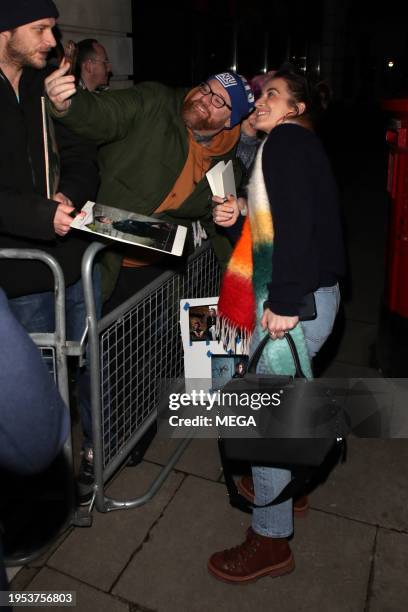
[189,304,218,343]
[211,355,249,391]
[71,201,187,257]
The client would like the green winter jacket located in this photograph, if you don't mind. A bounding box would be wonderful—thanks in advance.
[49,82,243,299]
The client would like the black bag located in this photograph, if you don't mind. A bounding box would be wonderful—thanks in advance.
[218,333,346,512]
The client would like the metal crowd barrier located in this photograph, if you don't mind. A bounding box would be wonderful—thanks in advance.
[0,242,221,525]
[81,241,221,512]
[0,249,87,566]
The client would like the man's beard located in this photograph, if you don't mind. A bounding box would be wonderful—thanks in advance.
[5,37,48,69]
[182,98,225,132]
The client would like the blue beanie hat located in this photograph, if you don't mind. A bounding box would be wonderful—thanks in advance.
[0,0,59,32]
[209,72,255,129]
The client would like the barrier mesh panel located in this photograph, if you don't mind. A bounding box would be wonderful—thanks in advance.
[100,247,221,468]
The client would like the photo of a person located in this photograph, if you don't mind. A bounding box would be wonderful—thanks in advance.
[232,361,246,378]
[190,320,206,342]
[93,215,172,246]
[69,199,188,257]
[71,201,186,257]
[188,304,218,342]
[206,307,217,341]
[112,219,172,242]
[211,356,249,389]
[94,215,112,224]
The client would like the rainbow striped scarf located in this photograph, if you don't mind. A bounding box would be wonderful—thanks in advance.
[217,141,312,377]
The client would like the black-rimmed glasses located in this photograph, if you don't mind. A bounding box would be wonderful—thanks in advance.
[198,82,232,110]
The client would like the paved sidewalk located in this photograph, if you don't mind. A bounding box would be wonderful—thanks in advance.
[9,435,408,612]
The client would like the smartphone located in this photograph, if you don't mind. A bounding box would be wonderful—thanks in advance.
[64,40,78,76]
[298,292,317,321]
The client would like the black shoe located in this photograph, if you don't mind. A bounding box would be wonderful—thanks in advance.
[127,423,157,467]
[77,448,95,505]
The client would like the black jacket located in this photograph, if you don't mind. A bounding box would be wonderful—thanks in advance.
[262,124,345,316]
[0,66,99,298]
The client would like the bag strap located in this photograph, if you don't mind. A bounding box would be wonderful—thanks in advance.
[218,438,347,512]
[218,439,315,512]
[248,332,306,379]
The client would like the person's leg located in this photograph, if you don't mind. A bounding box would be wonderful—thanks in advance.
[65,266,102,342]
[102,264,170,316]
[208,324,295,583]
[9,277,99,505]
[65,268,102,452]
[208,463,294,583]
[8,292,56,381]
[248,323,293,535]
[251,466,293,537]
[65,266,102,341]
[301,283,340,359]
[64,269,102,504]
[9,291,55,335]
[102,265,169,468]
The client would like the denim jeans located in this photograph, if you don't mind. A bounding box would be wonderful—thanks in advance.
[301,284,341,359]
[9,268,102,450]
[251,284,340,537]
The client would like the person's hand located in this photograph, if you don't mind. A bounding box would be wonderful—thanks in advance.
[212,194,240,227]
[53,192,73,208]
[241,114,257,138]
[44,58,77,113]
[261,308,299,340]
[53,196,75,237]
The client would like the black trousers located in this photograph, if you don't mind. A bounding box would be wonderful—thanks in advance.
[102,263,171,316]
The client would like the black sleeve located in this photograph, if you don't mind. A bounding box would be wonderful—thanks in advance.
[0,125,99,239]
[224,214,245,244]
[0,122,99,238]
[55,120,100,209]
[262,126,315,316]
[0,188,58,241]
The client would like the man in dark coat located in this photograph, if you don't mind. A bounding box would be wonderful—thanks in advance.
[0,0,100,503]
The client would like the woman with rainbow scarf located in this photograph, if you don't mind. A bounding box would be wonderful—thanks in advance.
[208,67,345,584]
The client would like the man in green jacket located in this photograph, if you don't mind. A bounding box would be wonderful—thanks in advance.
[45,63,254,307]
[45,62,254,503]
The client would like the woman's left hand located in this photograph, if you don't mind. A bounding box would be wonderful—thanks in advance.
[261,308,299,339]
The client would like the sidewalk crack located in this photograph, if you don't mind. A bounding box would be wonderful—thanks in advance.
[364,526,378,612]
[109,473,188,593]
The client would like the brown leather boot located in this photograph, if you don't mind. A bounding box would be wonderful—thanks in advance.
[208,527,295,583]
[237,475,309,517]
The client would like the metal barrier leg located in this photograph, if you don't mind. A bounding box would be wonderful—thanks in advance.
[103,437,192,511]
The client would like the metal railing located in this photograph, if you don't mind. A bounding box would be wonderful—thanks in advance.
[81,241,221,512]
[0,243,221,523]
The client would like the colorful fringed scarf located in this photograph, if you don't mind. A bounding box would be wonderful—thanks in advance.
[217,141,312,377]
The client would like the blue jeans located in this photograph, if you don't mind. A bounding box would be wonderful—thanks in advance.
[301,284,341,359]
[9,269,102,450]
[251,284,340,537]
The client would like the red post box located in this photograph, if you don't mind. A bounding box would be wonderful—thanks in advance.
[382,98,408,318]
